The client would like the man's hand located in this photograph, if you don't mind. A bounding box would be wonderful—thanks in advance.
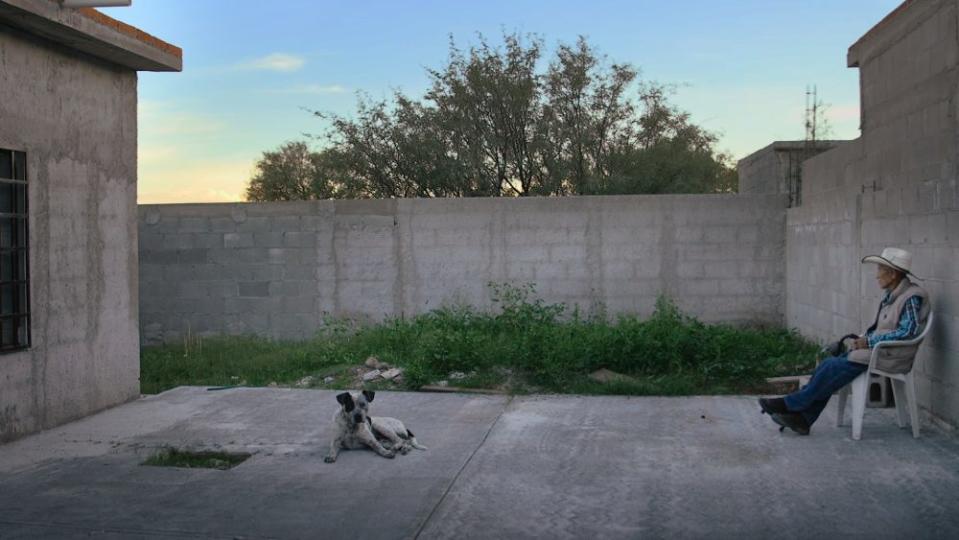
[850,337,869,350]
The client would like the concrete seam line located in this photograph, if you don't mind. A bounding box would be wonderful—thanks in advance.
[412,395,516,540]
[0,518,242,539]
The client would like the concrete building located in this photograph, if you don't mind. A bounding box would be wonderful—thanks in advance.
[786,0,959,426]
[738,140,844,206]
[0,0,180,442]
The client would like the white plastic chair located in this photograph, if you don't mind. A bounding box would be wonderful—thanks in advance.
[836,312,934,440]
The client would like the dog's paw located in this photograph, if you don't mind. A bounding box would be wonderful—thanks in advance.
[324,456,336,463]
[399,445,410,455]
[383,450,396,459]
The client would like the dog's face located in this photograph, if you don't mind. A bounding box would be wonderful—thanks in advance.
[336,390,375,427]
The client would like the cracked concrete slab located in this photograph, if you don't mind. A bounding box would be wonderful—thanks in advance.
[1,387,958,539]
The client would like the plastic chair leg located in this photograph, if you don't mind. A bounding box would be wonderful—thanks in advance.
[905,372,921,438]
[851,373,869,440]
[890,378,907,428]
[836,386,848,427]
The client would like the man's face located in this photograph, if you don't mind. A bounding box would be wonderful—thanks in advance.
[876,265,898,289]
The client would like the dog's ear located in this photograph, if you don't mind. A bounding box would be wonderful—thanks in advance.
[336,392,355,412]
[362,390,375,403]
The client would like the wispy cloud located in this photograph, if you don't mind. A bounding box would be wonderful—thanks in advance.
[139,100,223,136]
[266,84,348,95]
[238,53,306,72]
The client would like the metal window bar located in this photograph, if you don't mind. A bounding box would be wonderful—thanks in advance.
[0,148,30,353]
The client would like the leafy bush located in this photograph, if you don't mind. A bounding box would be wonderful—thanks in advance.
[141,284,817,395]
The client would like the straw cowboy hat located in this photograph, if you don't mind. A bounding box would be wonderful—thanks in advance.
[861,247,922,279]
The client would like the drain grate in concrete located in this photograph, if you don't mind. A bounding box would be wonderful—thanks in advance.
[141,448,251,470]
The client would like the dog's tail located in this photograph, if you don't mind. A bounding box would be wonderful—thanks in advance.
[406,429,428,451]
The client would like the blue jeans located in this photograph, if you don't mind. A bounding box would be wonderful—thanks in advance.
[784,354,868,426]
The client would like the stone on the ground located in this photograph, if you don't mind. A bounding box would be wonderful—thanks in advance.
[449,371,467,380]
[296,376,315,387]
[588,368,635,383]
[364,356,389,370]
[381,368,403,380]
[323,376,335,384]
[362,369,382,382]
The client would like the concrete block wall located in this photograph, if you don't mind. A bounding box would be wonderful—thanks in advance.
[738,141,843,199]
[138,194,788,344]
[0,28,139,441]
[786,0,959,425]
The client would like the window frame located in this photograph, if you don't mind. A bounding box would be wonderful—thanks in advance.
[0,147,31,354]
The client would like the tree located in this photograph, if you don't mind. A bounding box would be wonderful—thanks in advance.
[248,33,737,201]
[245,141,356,201]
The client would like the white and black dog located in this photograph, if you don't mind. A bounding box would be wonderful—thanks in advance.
[324,390,427,463]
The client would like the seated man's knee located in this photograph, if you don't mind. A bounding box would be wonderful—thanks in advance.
[819,356,848,371]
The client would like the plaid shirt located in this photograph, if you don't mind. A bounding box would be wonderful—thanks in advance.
[867,294,923,348]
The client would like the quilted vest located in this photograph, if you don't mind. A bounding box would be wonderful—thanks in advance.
[848,278,931,373]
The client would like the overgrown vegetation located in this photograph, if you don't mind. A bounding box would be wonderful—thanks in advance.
[141,285,817,396]
[141,448,250,470]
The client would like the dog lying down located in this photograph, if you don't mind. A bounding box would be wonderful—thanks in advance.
[324,390,427,463]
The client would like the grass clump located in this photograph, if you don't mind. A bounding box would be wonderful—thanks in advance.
[141,448,250,470]
[141,284,818,396]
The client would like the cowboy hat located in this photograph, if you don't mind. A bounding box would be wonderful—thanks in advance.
[861,247,922,279]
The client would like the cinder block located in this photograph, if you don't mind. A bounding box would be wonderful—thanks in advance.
[162,234,193,250]
[272,216,302,231]
[238,281,270,298]
[224,233,254,248]
[177,249,208,264]
[178,217,209,233]
[704,261,738,279]
[196,297,227,316]
[284,231,317,248]
[301,215,332,232]
[550,245,586,262]
[675,227,703,242]
[683,280,719,296]
[205,280,237,298]
[140,250,178,265]
[209,217,236,233]
[270,280,315,297]
[634,258,661,276]
[254,232,285,247]
[192,233,223,249]
[283,265,317,280]
[506,245,550,263]
[235,217,270,233]
[281,295,315,313]
[909,215,931,243]
[678,261,704,278]
[926,213,948,243]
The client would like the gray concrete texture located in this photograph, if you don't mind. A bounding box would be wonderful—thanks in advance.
[138,194,788,344]
[737,140,842,199]
[785,0,959,426]
[0,24,140,441]
[0,0,181,72]
[1,387,958,539]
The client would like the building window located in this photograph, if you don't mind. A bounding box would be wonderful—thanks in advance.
[0,148,30,352]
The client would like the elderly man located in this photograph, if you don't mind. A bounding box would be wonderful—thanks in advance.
[760,247,931,435]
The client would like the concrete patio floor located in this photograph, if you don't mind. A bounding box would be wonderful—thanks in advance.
[1,387,958,539]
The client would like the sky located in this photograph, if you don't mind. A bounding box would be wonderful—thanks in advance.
[105,0,904,204]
